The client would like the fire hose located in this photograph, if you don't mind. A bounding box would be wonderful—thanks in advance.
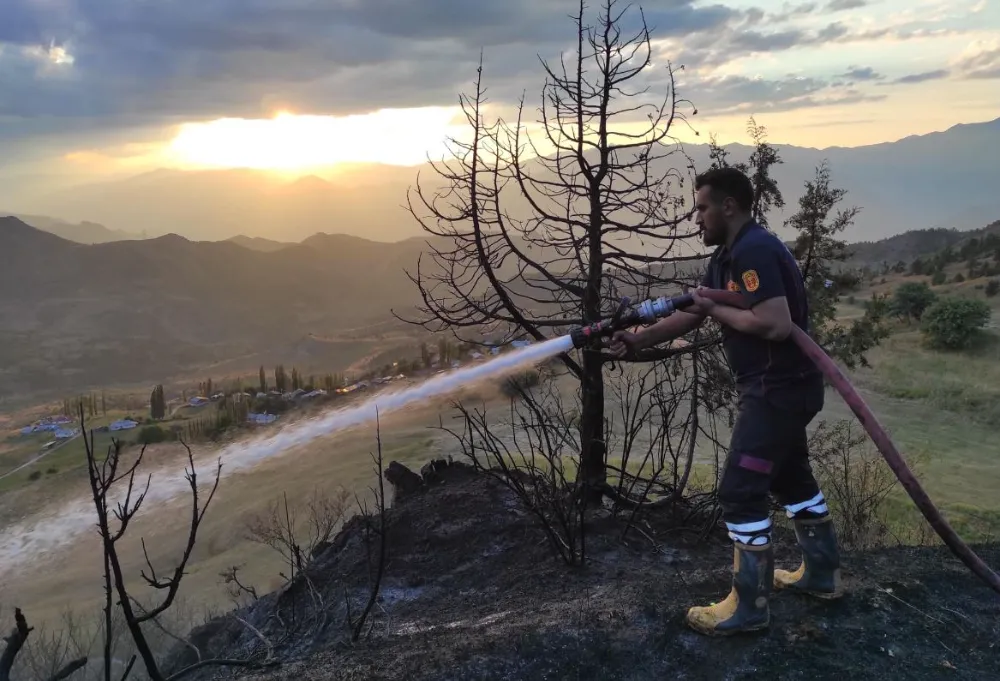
[569,289,1000,595]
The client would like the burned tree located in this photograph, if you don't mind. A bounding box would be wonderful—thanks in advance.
[403,0,714,495]
[81,407,272,681]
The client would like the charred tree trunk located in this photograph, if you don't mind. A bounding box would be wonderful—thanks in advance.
[578,349,607,493]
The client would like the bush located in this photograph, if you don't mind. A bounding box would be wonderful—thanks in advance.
[986,279,999,297]
[28,470,42,481]
[138,424,173,445]
[921,297,992,350]
[931,270,946,285]
[953,272,965,283]
[890,281,936,321]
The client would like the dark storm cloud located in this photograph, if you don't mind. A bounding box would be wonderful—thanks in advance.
[0,0,946,153]
[0,0,736,129]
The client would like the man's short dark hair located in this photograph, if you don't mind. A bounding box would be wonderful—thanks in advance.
[695,167,754,212]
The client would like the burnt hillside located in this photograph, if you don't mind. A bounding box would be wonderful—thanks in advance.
[161,462,999,681]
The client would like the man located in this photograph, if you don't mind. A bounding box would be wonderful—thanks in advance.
[608,166,843,637]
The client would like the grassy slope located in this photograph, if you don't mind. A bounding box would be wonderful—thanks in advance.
[825,269,1000,536]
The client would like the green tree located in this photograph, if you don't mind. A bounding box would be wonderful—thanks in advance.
[420,342,431,369]
[921,298,992,350]
[931,270,946,286]
[706,116,784,228]
[150,384,166,420]
[986,280,999,297]
[890,281,937,322]
[745,116,785,228]
[259,365,266,393]
[274,365,288,393]
[788,161,889,368]
[291,367,301,391]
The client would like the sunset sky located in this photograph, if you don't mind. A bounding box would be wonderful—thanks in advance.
[1,0,998,182]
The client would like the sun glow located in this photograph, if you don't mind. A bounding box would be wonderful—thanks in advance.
[166,107,464,170]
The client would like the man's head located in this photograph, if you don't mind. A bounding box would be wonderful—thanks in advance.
[694,167,755,247]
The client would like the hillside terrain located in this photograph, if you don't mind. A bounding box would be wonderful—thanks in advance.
[148,463,999,681]
[0,217,438,402]
[11,118,999,244]
[3,208,999,405]
[845,220,1000,269]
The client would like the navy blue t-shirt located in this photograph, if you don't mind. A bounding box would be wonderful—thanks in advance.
[702,219,823,402]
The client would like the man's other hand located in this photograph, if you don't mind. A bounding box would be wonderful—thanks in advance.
[607,330,639,358]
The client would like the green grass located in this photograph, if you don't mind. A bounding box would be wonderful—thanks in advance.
[850,330,1000,426]
[825,274,1000,539]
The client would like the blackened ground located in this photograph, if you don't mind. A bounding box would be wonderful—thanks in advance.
[167,462,1000,681]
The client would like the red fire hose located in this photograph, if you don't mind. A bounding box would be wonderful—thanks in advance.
[700,288,1000,596]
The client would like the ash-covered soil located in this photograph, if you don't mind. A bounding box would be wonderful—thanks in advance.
[165,461,1000,681]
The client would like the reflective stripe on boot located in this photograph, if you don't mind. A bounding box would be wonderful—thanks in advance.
[686,542,773,636]
[774,515,843,599]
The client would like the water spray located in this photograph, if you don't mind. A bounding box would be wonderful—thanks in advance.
[0,335,578,573]
[567,288,1000,596]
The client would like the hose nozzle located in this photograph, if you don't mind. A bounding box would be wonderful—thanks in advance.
[568,292,695,349]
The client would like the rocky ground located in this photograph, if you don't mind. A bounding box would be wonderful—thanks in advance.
[163,461,1000,681]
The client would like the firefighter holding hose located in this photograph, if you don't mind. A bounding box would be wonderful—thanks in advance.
[608,167,843,636]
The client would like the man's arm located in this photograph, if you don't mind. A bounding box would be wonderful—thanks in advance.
[697,245,793,341]
[631,310,706,350]
[705,297,791,341]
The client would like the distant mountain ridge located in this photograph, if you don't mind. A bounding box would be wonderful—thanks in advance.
[12,116,999,245]
[1,211,144,243]
[845,219,1000,267]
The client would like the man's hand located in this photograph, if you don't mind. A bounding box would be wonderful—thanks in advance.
[687,287,717,317]
[606,329,640,358]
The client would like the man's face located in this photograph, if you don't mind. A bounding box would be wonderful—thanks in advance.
[695,186,728,247]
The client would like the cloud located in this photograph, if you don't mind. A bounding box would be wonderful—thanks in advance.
[840,66,884,81]
[681,72,886,115]
[0,0,735,137]
[952,39,1000,79]
[826,0,867,10]
[889,69,950,84]
[0,0,992,166]
[662,18,964,75]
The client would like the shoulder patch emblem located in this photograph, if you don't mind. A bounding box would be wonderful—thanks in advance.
[741,269,760,292]
[726,279,740,292]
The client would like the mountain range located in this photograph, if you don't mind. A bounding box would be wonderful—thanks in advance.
[1,212,145,244]
[0,217,435,402]
[8,117,999,245]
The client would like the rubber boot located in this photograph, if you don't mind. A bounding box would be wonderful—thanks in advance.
[686,542,773,636]
[774,516,843,599]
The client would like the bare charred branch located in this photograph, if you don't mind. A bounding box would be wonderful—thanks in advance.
[0,609,87,681]
[350,412,388,641]
[401,0,720,509]
[79,405,271,681]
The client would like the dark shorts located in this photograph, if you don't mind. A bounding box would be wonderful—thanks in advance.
[718,385,824,525]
